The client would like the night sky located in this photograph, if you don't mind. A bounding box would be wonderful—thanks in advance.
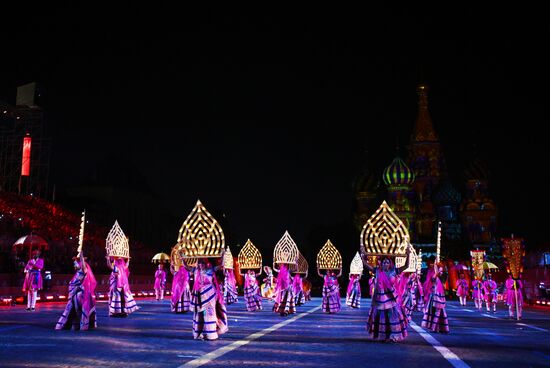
[0,5,548,254]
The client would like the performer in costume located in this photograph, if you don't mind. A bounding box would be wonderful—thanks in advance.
[456,273,469,306]
[292,273,305,306]
[107,257,139,317]
[170,263,191,313]
[272,263,295,316]
[55,250,97,330]
[23,249,44,311]
[186,258,228,340]
[320,270,341,313]
[483,273,498,313]
[505,274,523,319]
[368,272,375,299]
[361,255,408,342]
[472,278,484,310]
[303,278,312,302]
[414,273,424,312]
[154,264,166,301]
[421,265,449,333]
[346,273,361,308]
[244,269,263,311]
[397,272,419,321]
[261,266,276,300]
[223,268,238,305]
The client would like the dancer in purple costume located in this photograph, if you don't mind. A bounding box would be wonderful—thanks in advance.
[244,269,263,311]
[171,263,191,313]
[421,265,449,333]
[362,255,408,342]
[55,250,97,330]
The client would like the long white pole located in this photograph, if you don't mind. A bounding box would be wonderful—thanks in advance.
[435,221,441,272]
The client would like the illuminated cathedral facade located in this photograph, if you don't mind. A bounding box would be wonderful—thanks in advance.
[353,84,498,251]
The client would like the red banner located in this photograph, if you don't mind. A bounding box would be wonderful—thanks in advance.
[21,135,31,176]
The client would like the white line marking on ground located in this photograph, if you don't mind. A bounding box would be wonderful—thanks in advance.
[409,321,471,368]
[179,305,322,368]
[516,323,549,332]
[482,313,498,319]
[461,309,474,313]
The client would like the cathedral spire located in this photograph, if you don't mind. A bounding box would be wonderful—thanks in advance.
[412,84,438,142]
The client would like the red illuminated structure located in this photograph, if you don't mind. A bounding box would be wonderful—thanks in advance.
[21,134,31,176]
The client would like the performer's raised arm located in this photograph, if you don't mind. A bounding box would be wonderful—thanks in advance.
[106,256,113,270]
[80,250,87,274]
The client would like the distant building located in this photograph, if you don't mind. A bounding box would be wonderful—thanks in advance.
[0,83,51,198]
[354,84,498,254]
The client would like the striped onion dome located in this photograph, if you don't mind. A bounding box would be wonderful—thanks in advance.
[382,156,415,186]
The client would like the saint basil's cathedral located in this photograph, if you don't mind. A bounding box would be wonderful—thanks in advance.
[353,84,498,257]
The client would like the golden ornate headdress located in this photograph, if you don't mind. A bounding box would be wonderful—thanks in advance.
[317,239,342,272]
[273,231,299,271]
[349,251,363,275]
[360,201,409,257]
[177,200,225,258]
[223,246,234,269]
[396,244,417,273]
[501,237,525,279]
[238,239,263,274]
[290,251,309,276]
[106,220,130,259]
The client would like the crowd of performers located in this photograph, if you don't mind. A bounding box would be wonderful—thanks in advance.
[21,250,525,341]
[455,271,524,319]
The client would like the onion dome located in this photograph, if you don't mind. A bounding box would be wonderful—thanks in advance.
[465,156,489,181]
[383,157,415,186]
[432,180,462,205]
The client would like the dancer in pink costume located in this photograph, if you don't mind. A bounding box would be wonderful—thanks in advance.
[55,250,97,330]
[154,264,167,301]
[223,268,238,305]
[415,273,425,312]
[346,273,361,308]
[456,273,469,306]
[362,255,408,342]
[368,271,375,299]
[170,264,191,313]
[421,265,449,333]
[261,266,276,300]
[292,273,305,306]
[272,263,295,316]
[187,258,228,340]
[483,273,498,313]
[505,275,523,320]
[397,272,419,321]
[320,270,341,313]
[107,257,139,317]
[22,249,44,311]
[472,278,484,310]
[244,269,263,311]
